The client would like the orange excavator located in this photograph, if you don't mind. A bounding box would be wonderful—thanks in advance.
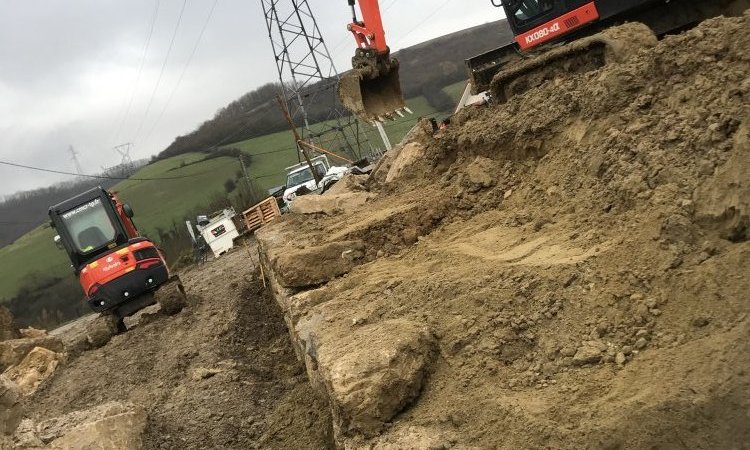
[339,0,749,119]
[49,187,186,347]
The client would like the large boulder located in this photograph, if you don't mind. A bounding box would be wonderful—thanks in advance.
[385,142,427,183]
[0,376,23,436]
[18,327,47,339]
[271,240,366,288]
[324,173,369,196]
[0,336,64,372]
[3,347,61,396]
[35,402,147,450]
[11,419,45,449]
[314,319,436,438]
[0,306,18,342]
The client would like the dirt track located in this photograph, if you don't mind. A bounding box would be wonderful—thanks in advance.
[23,243,333,449]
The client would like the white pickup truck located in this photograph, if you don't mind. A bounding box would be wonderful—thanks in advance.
[282,155,349,207]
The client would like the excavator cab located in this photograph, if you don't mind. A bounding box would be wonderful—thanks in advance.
[49,188,184,342]
[338,0,408,123]
[49,187,135,271]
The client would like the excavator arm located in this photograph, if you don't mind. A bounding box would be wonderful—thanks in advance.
[346,0,388,54]
[338,0,408,123]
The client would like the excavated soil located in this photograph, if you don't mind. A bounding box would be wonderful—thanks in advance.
[259,13,750,449]
[22,245,333,449]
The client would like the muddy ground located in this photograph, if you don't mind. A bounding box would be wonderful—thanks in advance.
[23,243,333,450]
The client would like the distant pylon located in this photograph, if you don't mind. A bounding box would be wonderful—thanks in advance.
[260,0,373,160]
[113,143,134,173]
[68,145,84,176]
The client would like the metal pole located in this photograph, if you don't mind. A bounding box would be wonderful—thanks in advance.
[276,95,322,185]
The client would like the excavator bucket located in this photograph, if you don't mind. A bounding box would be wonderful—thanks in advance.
[338,62,407,123]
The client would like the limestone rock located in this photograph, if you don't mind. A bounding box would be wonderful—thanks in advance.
[385,142,426,183]
[3,347,61,396]
[572,341,606,366]
[316,319,435,437]
[36,401,146,449]
[368,120,432,185]
[18,328,47,339]
[12,419,44,449]
[290,192,375,215]
[323,173,369,196]
[0,336,64,372]
[366,425,479,450]
[0,376,22,436]
[190,367,222,381]
[272,240,366,288]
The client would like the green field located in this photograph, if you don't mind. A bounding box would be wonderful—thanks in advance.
[115,154,243,234]
[0,88,466,301]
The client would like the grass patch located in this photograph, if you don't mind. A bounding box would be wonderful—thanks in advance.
[444,80,469,102]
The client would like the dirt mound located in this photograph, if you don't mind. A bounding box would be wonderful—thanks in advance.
[258,13,750,448]
[21,247,333,450]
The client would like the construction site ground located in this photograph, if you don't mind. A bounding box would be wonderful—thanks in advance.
[4,11,750,450]
[21,246,333,449]
[256,13,750,449]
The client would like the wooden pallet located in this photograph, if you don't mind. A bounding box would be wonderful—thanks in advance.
[243,197,281,232]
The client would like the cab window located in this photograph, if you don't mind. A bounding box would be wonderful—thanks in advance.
[60,198,116,253]
[511,0,554,22]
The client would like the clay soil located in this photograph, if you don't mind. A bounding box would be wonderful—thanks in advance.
[23,244,333,450]
[261,13,750,449]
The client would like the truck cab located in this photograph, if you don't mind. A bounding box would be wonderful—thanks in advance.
[282,156,349,207]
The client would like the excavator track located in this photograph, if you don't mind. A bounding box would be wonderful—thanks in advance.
[490,22,657,103]
[154,275,187,316]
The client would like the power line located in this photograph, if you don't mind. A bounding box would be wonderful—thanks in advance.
[390,0,452,48]
[110,0,161,148]
[132,0,188,146]
[142,0,219,147]
[0,159,234,182]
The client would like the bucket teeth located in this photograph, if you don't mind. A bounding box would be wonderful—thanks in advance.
[395,109,405,118]
[403,106,413,114]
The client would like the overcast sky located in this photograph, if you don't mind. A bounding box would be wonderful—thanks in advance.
[0,0,504,198]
